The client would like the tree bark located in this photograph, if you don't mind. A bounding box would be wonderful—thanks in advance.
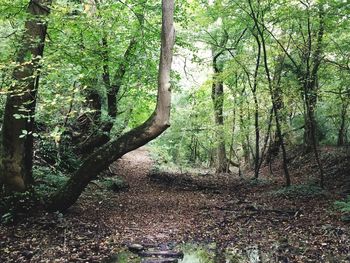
[301,4,325,187]
[242,31,261,178]
[338,98,348,146]
[301,4,324,152]
[47,0,175,212]
[212,52,229,173]
[0,0,52,192]
[248,0,291,186]
[239,91,250,166]
[79,36,137,156]
[267,54,285,160]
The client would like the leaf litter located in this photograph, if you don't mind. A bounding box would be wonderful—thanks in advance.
[1,147,350,262]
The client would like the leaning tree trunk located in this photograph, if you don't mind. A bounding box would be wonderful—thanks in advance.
[0,0,52,192]
[47,0,175,212]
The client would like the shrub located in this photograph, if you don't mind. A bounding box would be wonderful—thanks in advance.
[271,184,327,198]
[0,190,40,224]
[99,177,129,192]
[33,166,68,198]
[36,138,80,172]
[0,166,68,224]
[334,196,350,222]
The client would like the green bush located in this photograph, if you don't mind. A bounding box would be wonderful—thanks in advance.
[271,184,327,198]
[0,167,69,224]
[33,166,68,197]
[99,177,129,192]
[246,178,272,187]
[334,196,350,222]
[36,137,80,172]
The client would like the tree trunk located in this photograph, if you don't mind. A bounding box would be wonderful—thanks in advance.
[73,84,107,156]
[108,39,137,119]
[0,0,52,192]
[338,100,348,146]
[47,0,175,212]
[267,55,285,160]
[302,4,324,152]
[239,98,250,166]
[248,0,291,186]
[252,92,260,178]
[303,82,318,152]
[243,32,261,178]
[79,37,137,156]
[212,52,229,173]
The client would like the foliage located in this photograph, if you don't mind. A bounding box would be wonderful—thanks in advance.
[334,196,350,213]
[36,136,80,172]
[0,164,69,224]
[0,0,350,217]
[271,184,328,199]
[0,190,40,224]
[246,178,272,187]
[334,196,350,222]
[150,0,350,182]
[98,177,129,192]
[180,243,215,263]
[32,166,69,197]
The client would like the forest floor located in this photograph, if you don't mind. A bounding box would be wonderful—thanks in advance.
[1,147,350,262]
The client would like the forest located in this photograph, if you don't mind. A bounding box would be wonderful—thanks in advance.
[0,0,350,262]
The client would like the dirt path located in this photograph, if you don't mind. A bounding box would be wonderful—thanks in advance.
[95,147,225,244]
[1,147,350,262]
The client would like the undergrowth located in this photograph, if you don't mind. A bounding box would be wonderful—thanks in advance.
[0,166,68,224]
[334,196,350,222]
[0,190,40,224]
[246,178,272,187]
[271,184,328,198]
[99,177,129,192]
[33,166,68,196]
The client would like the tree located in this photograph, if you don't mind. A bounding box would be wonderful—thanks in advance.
[247,0,291,186]
[0,0,52,192]
[76,0,141,155]
[77,34,138,156]
[262,1,325,152]
[211,34,230,173]
[47,0,175,212]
